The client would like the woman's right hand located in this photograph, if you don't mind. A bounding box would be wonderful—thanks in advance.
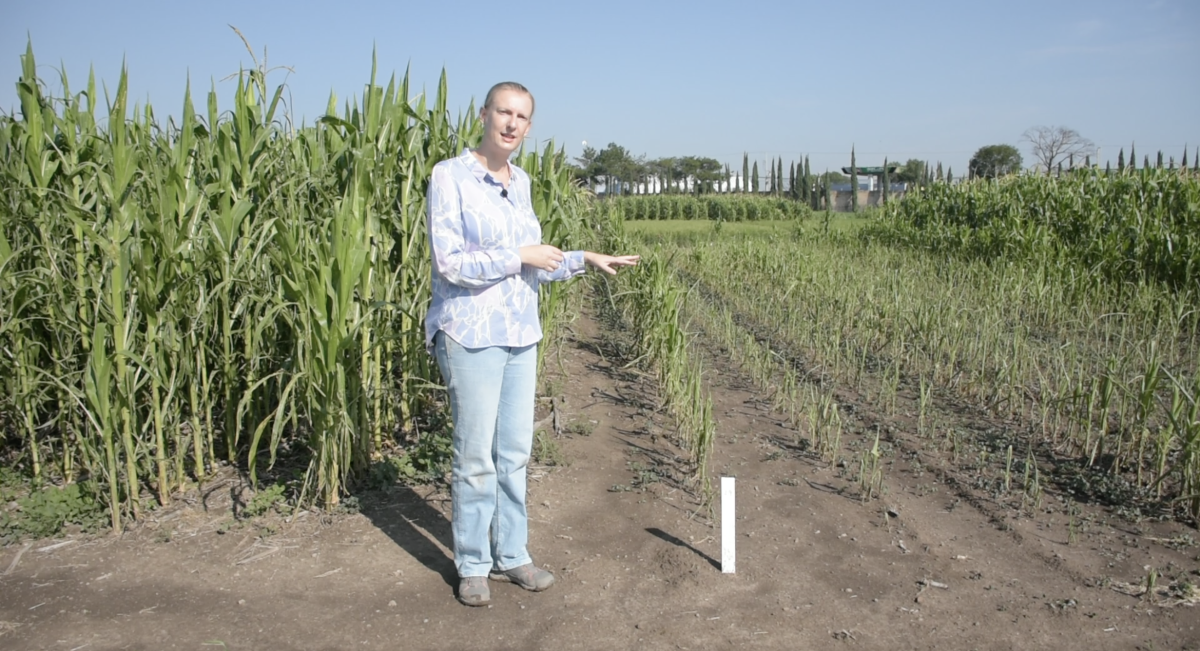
[519,244,565,272]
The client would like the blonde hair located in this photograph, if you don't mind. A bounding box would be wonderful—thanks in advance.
[483,81,535,118]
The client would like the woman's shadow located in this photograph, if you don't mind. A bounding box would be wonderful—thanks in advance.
[360,482,457,588]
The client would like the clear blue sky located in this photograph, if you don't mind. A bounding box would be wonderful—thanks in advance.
[3,0,1197,177]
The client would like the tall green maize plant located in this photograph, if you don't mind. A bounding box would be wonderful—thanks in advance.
[0,42,587,524]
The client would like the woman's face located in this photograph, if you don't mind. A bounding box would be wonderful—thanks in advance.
[479,89,533,158]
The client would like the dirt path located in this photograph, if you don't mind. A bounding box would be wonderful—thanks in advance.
[0,310,1197,650]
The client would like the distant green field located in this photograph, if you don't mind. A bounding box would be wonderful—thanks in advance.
[625,215,872,238]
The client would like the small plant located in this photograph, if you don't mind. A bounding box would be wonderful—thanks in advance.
[241,483,287,519]
[1067,505,1082,544]
[918,377,932,437]
[392,432,454,484]
[858,430,885,502]
[1004,445,1014,493]
[333,495,361,515]
[0,482,106,541]
[533,428,564,467]
[565,420,596,437]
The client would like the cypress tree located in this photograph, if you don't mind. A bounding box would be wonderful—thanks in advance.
[1117,148,1125,171]
[742,153,749,193]
[1157,151,1164,169]
[725,163,731,192]
[935,161,944,182]
[1085,154,1091,168]
[1195,146,1199,171]
[1182,146,1189,169]
[1144,154,1150,169]
[850,146,859,212]
[1130,143,1137,170]
[947,166,954,183]
[882,157,890,204]
[1069,153,1075,170]
[789,161,796,199]
[752,161,759,193]
[803,156,812,206]
[776,157,783,196]
[824,170,832,217]
[1105,160,1111,175]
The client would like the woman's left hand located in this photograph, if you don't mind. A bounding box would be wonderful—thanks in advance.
[584,252,641,275]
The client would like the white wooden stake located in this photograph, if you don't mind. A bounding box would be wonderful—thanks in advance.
[721,476,735,574]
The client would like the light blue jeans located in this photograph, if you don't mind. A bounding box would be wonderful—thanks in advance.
[433,331,537,578]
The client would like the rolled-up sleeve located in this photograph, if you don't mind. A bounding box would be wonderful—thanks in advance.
[536,250,587,284]
[428,165,522,288]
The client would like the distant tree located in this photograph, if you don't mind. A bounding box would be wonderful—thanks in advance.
[882,157,890,203]
[935,161,944,182]
[969,144,1023,179]
[1157,151,1164,169]
[644,158,670,193]
[1183,146,1189,169]
[788,162,796,199]
[1084,154,1091,168]
[850,146,858,212]
[725,163,732,192]
[824,170,832,217]
[1144,155,1150,170]
[947,166,954,183]
[1105,160,1111,175]
[586,142,644,195]
[573,144,599,186]
[803,156,812,206]
[1117,148,1125,171]
[777,157,784,196]
[893,159,926,185]
[751,161,759,193]
[742,153,750,193]
[676,156,724,194]
[1129,143,1137,171]
[1022,126,1096,175]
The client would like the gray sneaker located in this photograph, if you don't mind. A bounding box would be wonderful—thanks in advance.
[489,563,555,591]
[457,576,490,606]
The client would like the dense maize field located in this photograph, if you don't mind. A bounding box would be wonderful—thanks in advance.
[865,170,1200,290]
[605,194,810,222]
[0,45,590,529]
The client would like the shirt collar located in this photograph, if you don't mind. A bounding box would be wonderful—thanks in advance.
[460,147,511,186]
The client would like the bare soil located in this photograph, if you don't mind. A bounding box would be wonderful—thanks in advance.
[1,309,1198,651]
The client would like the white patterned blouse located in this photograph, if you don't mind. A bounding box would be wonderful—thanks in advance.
[424,149,586,351]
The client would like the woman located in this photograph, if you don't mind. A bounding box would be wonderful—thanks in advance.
[425,81,639,606]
